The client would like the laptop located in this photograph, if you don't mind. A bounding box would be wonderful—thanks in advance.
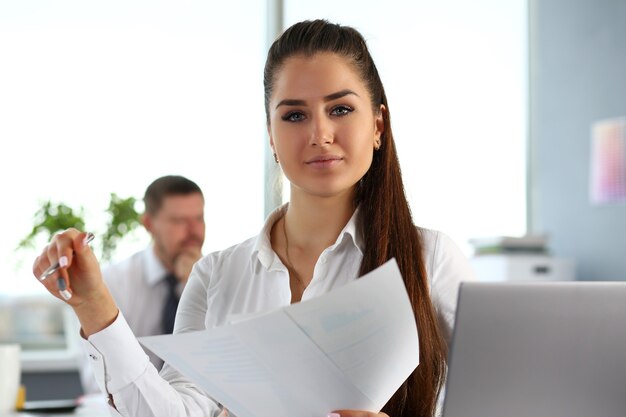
[442,281,626,417]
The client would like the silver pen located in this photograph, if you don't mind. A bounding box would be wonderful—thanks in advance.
[38,232,95,280]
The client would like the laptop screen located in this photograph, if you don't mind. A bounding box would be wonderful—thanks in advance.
[443,281,626,417]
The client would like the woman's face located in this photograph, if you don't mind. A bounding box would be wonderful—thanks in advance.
[268,52,384,200]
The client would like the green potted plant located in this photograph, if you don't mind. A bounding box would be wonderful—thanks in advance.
[101,193,142,261]
[18,201,86,249]
[18,193,141,262]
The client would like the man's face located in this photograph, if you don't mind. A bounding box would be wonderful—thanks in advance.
[144,193,205,269]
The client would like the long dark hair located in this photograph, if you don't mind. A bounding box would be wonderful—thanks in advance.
[264,20,447,417]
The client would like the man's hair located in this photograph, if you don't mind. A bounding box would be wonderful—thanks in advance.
[143,175,203,215]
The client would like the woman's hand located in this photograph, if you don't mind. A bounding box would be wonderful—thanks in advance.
[328,411,390,417]
[32,228,118,336]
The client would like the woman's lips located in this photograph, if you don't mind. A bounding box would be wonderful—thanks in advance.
[305,155,343,168]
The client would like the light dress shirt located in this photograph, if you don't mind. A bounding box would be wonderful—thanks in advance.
[80,246,183,393]
[82,205,475,417]
[103,246,184,367]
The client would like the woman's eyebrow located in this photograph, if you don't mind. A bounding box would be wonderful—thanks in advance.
[275,98,305,109]
[274,89,359,109]
[323,89,359,102]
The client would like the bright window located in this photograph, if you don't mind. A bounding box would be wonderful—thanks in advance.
[284,0,528,253]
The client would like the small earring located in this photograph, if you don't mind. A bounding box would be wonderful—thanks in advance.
[273,152,279,163]
[374,139,381,150]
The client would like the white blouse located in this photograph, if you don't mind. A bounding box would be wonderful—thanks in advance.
[83,206,475,417]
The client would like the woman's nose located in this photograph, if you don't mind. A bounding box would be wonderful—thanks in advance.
[309,116,334,146]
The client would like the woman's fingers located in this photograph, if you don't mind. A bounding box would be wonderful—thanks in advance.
[32,228,95,303]
[48,229,84,270]
[31,228,118,336]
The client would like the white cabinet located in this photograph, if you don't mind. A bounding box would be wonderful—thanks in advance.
[470,254,576,282]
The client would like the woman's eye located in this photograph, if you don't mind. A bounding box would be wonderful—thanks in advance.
[330,105,353,116]
[282,111,305,122]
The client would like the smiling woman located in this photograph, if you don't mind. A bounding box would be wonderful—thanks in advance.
[0,1,266,294]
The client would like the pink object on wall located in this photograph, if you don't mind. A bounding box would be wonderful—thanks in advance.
[590,117,626,204]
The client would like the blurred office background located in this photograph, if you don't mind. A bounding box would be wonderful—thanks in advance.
[1,0,624,402]
[0,0,527,296]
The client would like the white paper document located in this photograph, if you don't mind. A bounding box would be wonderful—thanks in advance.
[139,259,419,417]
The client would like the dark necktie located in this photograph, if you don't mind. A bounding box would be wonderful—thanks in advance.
[161,273,179,334]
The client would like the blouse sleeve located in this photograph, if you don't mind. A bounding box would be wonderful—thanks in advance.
[83,257,224,417]
[420,229,476,345]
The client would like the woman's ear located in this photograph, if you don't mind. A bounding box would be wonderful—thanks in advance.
[267,120,273,140]
[268,124,275,149]
[375,104,386,140]
[268,130,279,163]
[269,122,281,160]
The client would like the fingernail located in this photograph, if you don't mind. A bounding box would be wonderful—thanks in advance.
[327,414,340,417]
[59,256,68,268]
[57,278,66,291]
[83,232,95,247]
[59,289,72,301]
